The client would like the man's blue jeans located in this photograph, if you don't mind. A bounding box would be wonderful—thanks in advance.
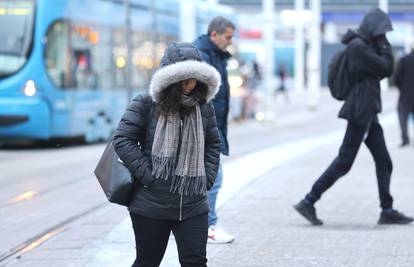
[208,164,223,227]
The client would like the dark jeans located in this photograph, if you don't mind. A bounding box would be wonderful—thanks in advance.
[306,117,394,209]
[398,101,414,143]
[130,212,208,267]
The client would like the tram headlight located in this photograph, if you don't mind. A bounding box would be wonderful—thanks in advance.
[23,80,37,97]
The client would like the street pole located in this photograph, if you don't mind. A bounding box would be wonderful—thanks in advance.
[125,0,132,102]
[262,0,276,121]
[294,0,305,92]
[307,0,321,110]
[179,0,196,42]
[379,0,389,91]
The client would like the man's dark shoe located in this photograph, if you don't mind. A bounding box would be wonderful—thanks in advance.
[378,210,414,225]
[294,200,323,225]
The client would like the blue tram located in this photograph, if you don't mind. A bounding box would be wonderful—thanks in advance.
[0,0,228,142]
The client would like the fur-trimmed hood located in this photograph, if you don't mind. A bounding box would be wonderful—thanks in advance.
[149,42,221,103]
[149,60,221,103]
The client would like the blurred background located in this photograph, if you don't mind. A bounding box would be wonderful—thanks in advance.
[1,0,413,144]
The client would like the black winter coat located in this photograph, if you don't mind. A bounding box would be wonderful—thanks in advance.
[339,9,394,126]
[394,52,414,105]
[113,93,221,220]
[193,35,231,155]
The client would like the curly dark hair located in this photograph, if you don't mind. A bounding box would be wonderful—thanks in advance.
[157,81,209,116]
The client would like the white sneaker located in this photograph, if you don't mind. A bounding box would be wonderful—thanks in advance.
[207,225,235,244]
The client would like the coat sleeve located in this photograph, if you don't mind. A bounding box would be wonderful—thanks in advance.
[394,57,405,90]
[112,94,154,187]
[350,39,394,79]
[204,103,221,190]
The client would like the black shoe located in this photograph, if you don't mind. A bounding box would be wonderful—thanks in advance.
[294,200,323,225]
[378,210,414,225]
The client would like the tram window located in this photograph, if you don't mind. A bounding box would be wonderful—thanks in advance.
[131,31,152,90]
[71,24,104,90]
[91,27,113,90]
[129,31,177,91]
[112,28,127,89]
[44,21,72,89]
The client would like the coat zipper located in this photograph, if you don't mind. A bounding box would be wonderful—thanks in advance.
[179,193,183,221]
[179,118,184,221]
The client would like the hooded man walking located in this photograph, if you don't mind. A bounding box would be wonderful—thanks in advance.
[193,16,236,244]
[294,8,413,226]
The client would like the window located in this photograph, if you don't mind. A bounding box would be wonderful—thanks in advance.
[0,0,35,78]
[44,20,72,88]
[71,24,105,90]
[112,27,127,89]
[45,21,116,90]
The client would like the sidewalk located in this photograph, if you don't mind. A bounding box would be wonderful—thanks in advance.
[206,113,414,267]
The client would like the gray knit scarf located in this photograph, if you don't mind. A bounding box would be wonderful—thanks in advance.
[151,95,206,195]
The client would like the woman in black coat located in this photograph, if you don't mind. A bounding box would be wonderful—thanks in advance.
[113,43,221,267]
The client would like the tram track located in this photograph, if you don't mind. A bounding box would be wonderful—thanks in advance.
[0,202,108,266]
[0,158,108,266]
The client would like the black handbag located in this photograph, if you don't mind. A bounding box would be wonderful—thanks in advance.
[94,141,133,206]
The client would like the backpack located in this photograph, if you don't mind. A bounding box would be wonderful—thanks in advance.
[328,47,353,100]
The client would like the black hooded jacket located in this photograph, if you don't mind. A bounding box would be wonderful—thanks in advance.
[113,43,221,221]
[193,35,231,155]
[338,8,394,125]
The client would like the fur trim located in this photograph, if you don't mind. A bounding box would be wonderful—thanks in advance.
[149,60,221,102]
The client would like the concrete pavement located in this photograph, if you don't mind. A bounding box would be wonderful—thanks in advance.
[207,112,414,267]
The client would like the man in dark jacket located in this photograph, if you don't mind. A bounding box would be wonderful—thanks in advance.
[294,8,413,226]
[193,16,235,243]
[394,43,414,147]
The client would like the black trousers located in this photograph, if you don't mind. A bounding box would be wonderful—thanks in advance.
[306,117,394,209]
[398,101,414,143]
[130,212,208,267]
